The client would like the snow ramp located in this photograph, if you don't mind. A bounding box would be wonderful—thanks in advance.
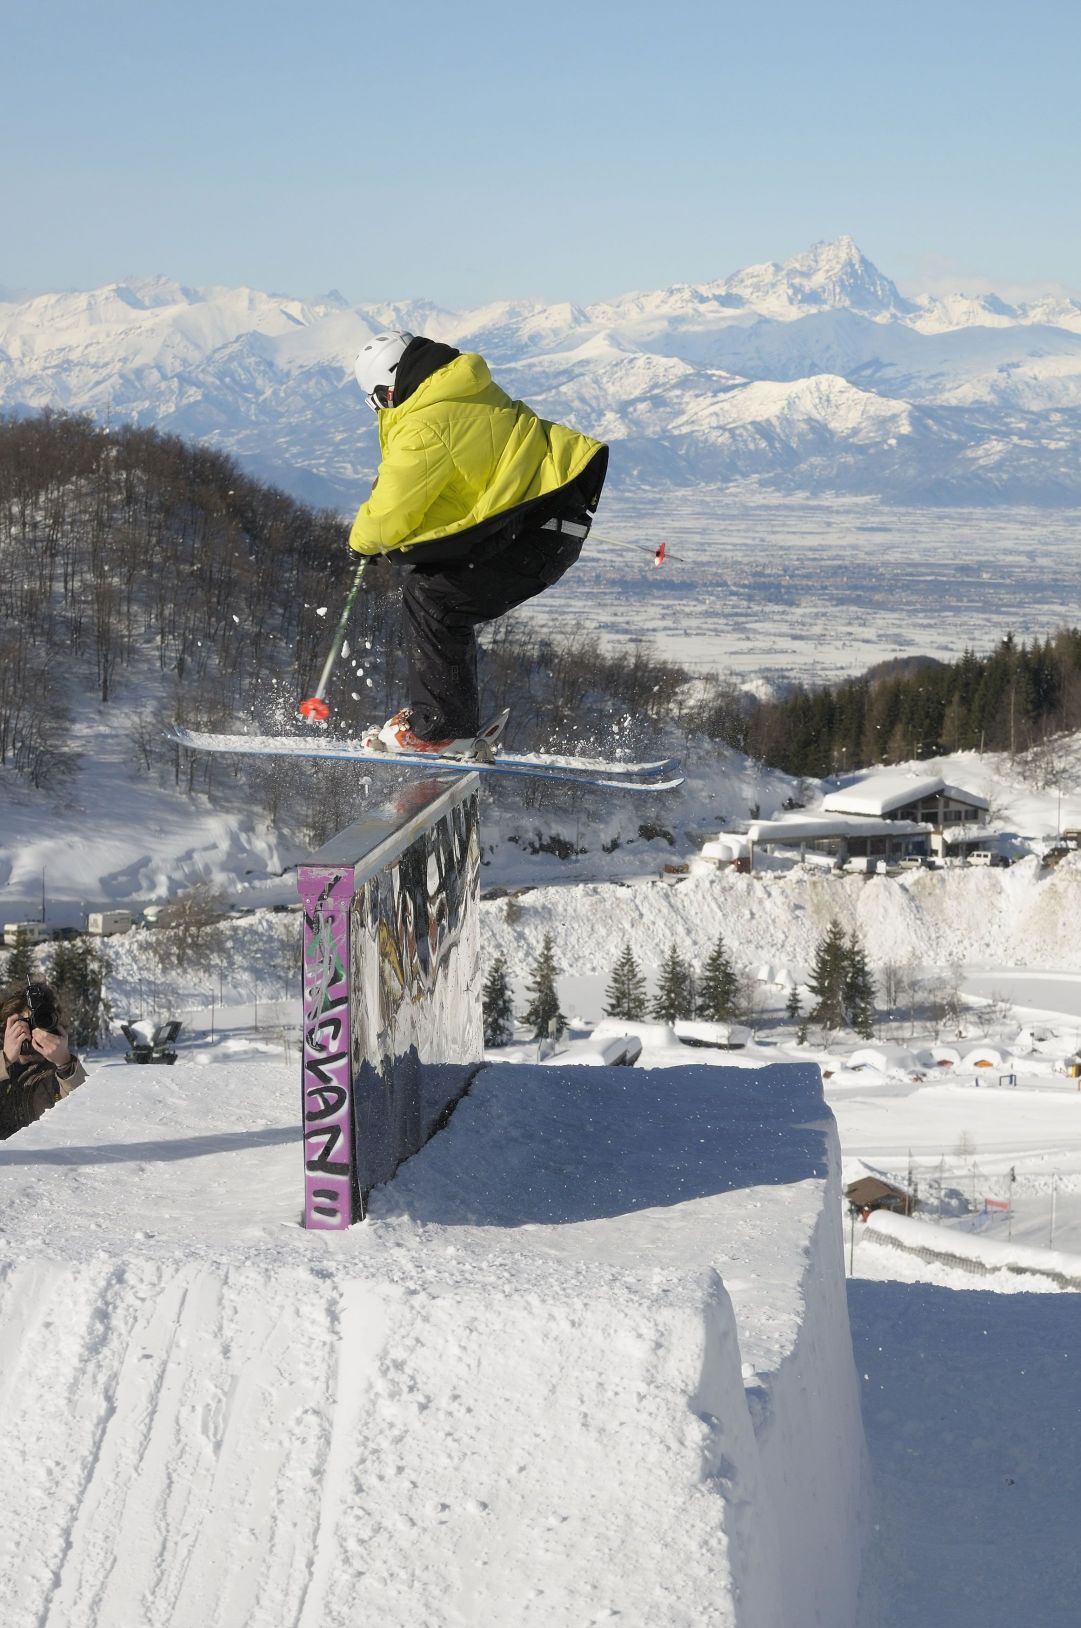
[0,1055,866,1627]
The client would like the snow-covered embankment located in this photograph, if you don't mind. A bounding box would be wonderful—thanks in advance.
[0,1056,866,1627]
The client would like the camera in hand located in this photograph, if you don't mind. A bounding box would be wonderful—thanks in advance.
[20,981,61,1057]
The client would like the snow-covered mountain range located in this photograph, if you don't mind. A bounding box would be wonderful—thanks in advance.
[5,237,1081,508]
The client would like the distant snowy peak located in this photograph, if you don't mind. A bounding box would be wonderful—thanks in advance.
[587,238,914,333]
[670,372,911,441]
[910,291,1020,333]
[716,236,915,320]
[912,289,1081,336]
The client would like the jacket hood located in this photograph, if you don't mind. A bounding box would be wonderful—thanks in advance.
[385,352,492,421]
[392,336,461,406]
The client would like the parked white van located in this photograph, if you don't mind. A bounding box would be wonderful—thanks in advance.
[2,922,50,948]
[86,910,133,937]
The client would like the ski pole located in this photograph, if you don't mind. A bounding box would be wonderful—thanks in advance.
[298,557,367,723]
[589,531,683,566]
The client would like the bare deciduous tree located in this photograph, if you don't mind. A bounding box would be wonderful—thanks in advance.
[153,884,230,972]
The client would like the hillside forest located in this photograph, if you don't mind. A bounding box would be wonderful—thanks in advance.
[2,411,1079,842]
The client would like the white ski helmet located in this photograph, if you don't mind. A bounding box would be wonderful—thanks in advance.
[354,331,414,412]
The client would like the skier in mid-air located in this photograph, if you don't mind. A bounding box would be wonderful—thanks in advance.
[348,331,608,758]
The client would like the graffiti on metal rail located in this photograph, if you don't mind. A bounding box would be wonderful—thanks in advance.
[298,866,357,1229]
[350,791,482,1194]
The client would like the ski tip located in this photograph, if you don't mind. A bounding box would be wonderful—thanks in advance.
[610,775,685,793]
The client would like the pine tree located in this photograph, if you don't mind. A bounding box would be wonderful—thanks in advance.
[785,985,802,1022]
[650,942,694,1023]
[49,939,113,1049]
[521,933,565,1040]
[843,931,876,1040]
[5,929,37,987]
[697,933,739,1023]
[604,943,647,1020]
[807,920,849,1030]
[482,955,515,1047]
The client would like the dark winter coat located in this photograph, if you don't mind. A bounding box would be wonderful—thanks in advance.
[0,1049,87,1140]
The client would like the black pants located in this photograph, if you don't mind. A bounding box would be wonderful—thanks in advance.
[401,521,585,738]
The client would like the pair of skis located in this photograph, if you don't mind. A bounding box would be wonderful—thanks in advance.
[167,717,683,794]
[174,559,683,793]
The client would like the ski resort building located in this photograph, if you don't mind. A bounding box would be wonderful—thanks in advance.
[843,1175,914,1216]
[745,813,932,868]
[822,771,991,859]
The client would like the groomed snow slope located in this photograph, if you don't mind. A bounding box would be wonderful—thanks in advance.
[0,1056,866,1628]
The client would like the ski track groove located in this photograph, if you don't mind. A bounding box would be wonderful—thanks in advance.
[29,1260,149,1628]
[291,1277,352,1628]
[63,1263,189,1628]
[36,1260,198,1628]
[0,1250,351,1628]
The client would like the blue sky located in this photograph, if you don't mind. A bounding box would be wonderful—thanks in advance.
[5,0,1080,307]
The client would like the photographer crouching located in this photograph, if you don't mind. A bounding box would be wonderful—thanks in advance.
[0,978,87,1140]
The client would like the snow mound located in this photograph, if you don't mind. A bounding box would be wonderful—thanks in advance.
[0,1055,867,1627]
[849,1045,923,1079]
[959,1046,1006,1071]
[866,1211,1081,1290]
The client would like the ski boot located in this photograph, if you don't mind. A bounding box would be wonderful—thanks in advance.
[362,708,508,764]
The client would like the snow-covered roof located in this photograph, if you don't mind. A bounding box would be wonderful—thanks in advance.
[822,770,989,817]
[748,815,930,844]
[938,824,995,847]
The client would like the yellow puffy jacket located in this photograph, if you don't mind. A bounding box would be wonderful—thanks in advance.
[348,352,606,558]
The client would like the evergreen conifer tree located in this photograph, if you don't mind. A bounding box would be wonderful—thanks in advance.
[697,932,739,1023]
[482,955,515,1047]
[785,985,802,1021]
[650,942,694,1023]
[48,938,113,1049]
[521,933,565,1040]
[604,943,648,1020]
[5,929,37,988]
[843,931,877,1040]
[807,920,850,1030]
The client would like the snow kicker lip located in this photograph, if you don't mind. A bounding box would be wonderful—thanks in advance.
[165,727,684,794]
